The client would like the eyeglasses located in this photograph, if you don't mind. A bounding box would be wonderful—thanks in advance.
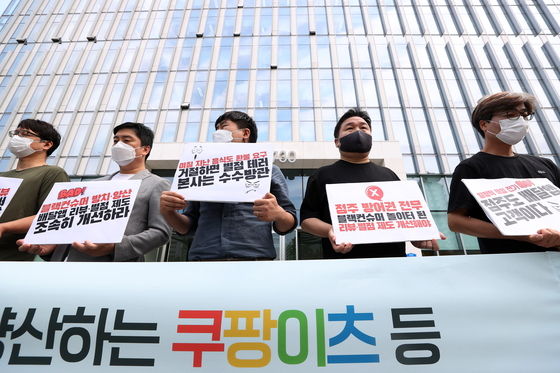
[493,111,534,121]
[8,129,43,140]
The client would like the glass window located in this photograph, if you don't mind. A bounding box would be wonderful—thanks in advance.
[298,69,313,107]
[257,37,272,68]
[178,39,196,70]
[190,72,208,109]
[237,38,252,69]
[132,11,148,39]
[277,70,292,107]
[211,71,228,109]
[332,6,347,34]
[296,7,308,34]
[278,36,291,68]
[277,109,292,141]
[148,72,167,109]
[127,73,147,110]
[315,7,328,34]
[279,7,291,35]
[256,70,270,108]
[233,70,249,109]
[221,9,236,36]
[86,74,106,111]
[241,9,254,35]
[197,38,215,70]
[185,10,200,37]
[184,110,201,142]
[319,69,335,107]
[340,69,357,108]
[260,8,272,35]
[254,109,269,141]
[158,39,177,72]
[361,70,378,108]
[106,74,127,111]
[299,108,315,141]
[161,110,179,142]
[297,37,311,68]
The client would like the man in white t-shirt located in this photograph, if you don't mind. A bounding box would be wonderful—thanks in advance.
[18,122,172,261]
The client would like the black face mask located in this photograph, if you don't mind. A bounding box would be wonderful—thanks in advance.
[338,130,372,153]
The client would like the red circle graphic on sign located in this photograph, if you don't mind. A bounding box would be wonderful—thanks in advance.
[365,186,383,201]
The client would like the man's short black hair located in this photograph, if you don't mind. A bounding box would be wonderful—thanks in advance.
[113,122,154,160]
[17,119,61,156]
[214,111,258,143]
[333,108,372,139]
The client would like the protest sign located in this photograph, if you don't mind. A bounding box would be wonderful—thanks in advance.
[24,180,141,244]
[170,143,273,203]
[0,177,23,218]
[326,181,440,244]
[462,178,560,235]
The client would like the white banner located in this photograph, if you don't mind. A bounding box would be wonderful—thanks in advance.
[327,181,440,244]
[1,253,560,372]
[462,178,560,235]
[0,177,23,218]
[24,180,141,244]
[170,143,273,203]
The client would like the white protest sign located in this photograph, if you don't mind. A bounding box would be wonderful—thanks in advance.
[462,178,560,236]
[24,180,141,244]
[327,181,440,244]
[0,177,23,218]
[170,143,273,203]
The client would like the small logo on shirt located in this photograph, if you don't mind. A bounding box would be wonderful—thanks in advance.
[538,170,546,174]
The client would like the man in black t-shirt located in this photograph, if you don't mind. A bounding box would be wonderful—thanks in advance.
[300,108,442,259]
[448,92,560,253]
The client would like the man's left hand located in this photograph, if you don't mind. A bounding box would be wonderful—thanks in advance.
[411,232,446,252]
[253,192,283,222]
[72,241,115,257]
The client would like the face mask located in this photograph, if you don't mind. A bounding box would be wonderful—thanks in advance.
[8,136,41,158]
[111,141,142,166]
[337,130,372,153]
[212,129,243,143]
[486,117,528,145]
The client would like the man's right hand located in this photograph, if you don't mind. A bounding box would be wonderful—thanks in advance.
[160,191,188,215]
[328,228,353,254]
[17,239,56,256]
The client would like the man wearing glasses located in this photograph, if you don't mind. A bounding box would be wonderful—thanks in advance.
[0,119,69,261]
[447,92,560,253]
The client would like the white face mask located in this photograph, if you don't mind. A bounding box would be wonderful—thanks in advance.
[212,129,243,143]
[486,117,529,146]
[8,135,41,158]
[111,141,143,166]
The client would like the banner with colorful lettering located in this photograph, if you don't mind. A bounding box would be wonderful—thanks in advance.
[462,178,560,235]
[0,177,23,218]
[170,143,273,203]
[1,253,560,372]
[23,180,141,244]
[326,181,440,244]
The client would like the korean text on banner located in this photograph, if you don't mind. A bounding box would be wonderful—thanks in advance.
[24,180,141,245]
[0,177,23,218]
[462,178,560,236]
[170,143,273,203]
[1,253,560,372]
[326,181,440,244]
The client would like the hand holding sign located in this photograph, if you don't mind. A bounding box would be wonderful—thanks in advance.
[253,192,296,233]
[16,239,56,256]
[328,227,354,254]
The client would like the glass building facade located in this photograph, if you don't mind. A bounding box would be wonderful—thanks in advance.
[0,0,559,258]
